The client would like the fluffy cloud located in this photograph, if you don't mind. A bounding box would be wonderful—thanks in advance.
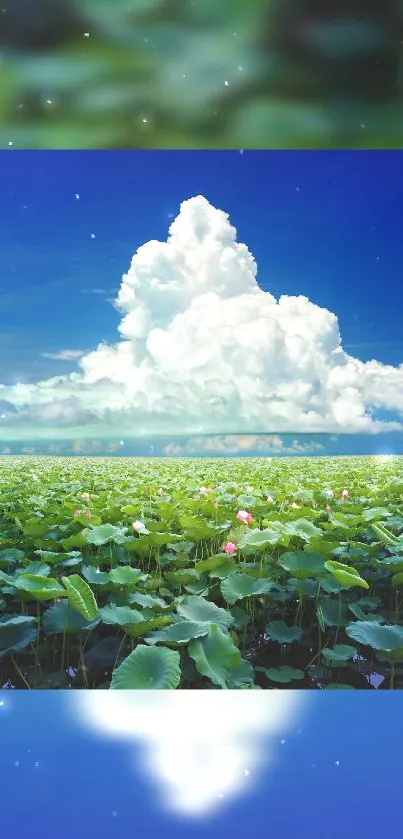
[0,195,402,440]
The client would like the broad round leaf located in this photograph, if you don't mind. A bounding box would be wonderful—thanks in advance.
[176,594,234,631]
[221,573,274,605]
[322,644,357,663]
[278,551,325,579]
[13,574,66,601]
[265,620,303,644]
[260,665,305,683]
[0,615,37,657]
[43,600,100,634]
[110,645,181,689]
[346,621,403,656]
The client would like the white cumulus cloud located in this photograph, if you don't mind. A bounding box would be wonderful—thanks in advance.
[70,690,306,818]
[0,195,402,440]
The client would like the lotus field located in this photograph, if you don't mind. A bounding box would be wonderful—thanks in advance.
[1,455,403,690]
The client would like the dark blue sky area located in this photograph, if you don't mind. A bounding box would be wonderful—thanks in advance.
[0,691,401,839]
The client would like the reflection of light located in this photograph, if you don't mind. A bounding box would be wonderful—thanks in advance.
[70,691,306,819]
[375,454,394,462]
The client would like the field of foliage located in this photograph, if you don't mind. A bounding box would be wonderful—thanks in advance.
[1,454,403,690]
[2,0,403,149]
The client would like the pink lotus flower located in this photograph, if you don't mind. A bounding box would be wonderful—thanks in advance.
[326,504,331,510]
[200,486,212,495]
[236,509,253,524]
[214,501,220,509]
[74,509,82,516]
[132,520,144,531]
[81,492,90,503]
[223,542,237,555]
[266,495,274,503]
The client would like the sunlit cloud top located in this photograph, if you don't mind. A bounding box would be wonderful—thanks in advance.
[1,194,403,441]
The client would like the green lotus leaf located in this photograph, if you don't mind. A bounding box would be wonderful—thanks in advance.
[346,621,403,658]
[42,600,100,634]
[176,594,234,631]
[188,623,253,688]
[13,574,66,601]
[321,644,357,663]
[278,551,325,579]
[110,645,181,689]
[61,574,99,621]
[0,615,38,658]
[221,573,275,605]
[324,560,369,590]
[259,665,305,683]
[265,620,303,643]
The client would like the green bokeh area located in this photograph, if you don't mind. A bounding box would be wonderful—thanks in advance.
[1,0,403,149]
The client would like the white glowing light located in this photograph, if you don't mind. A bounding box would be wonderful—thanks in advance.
[70,691,306,818]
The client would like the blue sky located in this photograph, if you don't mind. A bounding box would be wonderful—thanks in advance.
[0,150,402,454]
[0,690,402,839]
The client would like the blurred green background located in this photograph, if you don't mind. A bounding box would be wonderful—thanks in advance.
[1,0,403,149]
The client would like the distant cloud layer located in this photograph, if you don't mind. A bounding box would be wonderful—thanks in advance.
[0,195,402,440]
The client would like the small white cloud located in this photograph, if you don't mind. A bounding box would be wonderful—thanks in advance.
[79,288,110,296]
[41,350,85,361]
